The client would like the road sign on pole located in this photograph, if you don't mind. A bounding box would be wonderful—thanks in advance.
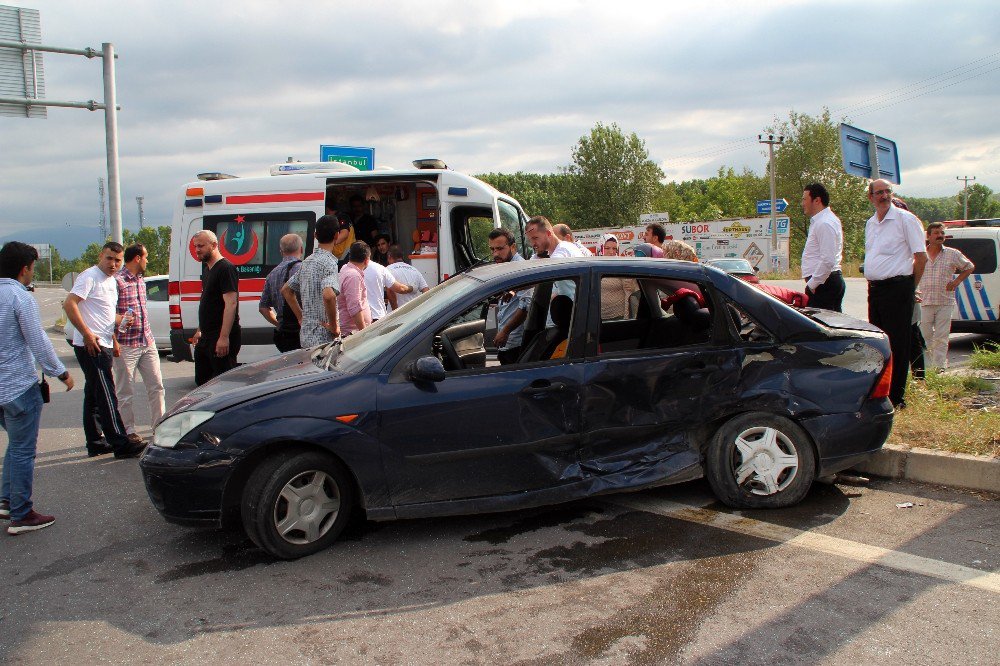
[839,123,900,184]
[319,145,375,171]
[756,199,787,215]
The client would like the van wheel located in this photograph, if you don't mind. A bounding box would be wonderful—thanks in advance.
[705,412,816,509]
[241,452,354,559]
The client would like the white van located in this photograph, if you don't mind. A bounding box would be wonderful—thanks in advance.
[167,159,532,361]
[945,225,1000,335]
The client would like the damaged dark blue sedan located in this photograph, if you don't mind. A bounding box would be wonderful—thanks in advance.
[140,258,894,559]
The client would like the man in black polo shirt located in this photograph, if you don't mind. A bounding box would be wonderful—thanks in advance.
[191,230,241,385]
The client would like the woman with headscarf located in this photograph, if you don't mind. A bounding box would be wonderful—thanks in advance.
[599,234,637,319]
[598,233,619,256]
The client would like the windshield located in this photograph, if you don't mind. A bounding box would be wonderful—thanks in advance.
[710,259,753,272]
[498,199,531,259]
[329,275,484,372]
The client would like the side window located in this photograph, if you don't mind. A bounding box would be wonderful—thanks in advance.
[434,278,578,372]
[723,298,774,343]
[204,212,315,277]
[146,279,168,302]
[450,206,494,271]
[598,277,713,353]
[498,199,530,259]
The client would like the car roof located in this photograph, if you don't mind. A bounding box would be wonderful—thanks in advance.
[465,256,711,281]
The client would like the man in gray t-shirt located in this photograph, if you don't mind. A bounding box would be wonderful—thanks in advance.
[489,229,532,365]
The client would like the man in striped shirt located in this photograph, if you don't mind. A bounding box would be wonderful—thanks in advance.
[1,242,74,534]
[918,222,975,370]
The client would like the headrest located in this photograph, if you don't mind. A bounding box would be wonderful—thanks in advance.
[550,295,573,328]
[661,287,706,309]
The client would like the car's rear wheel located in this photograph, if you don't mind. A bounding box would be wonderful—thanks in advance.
[241,451,354,559]
[705,412,816,509]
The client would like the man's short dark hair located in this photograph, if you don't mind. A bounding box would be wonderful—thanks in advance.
[804,183,830,207]
[488,228,515,246]
[124,243,146,263]
[315,214,340,243]
[926,222,945,234]
[646,223,666,243]
[103,241,124,254]
[526,216,552,233]
[349,194,364,205]
[0,241,38,280]
[348,241,371,263]
[387,244,406,262]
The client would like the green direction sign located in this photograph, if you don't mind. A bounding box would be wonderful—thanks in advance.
[319,145,375,171]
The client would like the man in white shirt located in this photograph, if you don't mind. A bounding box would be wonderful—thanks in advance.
[919,222,975,370]
[526,215,588,303]
[63,242,145,458]
[385,245,429,312]
[364,256,414,322]
[553,223,592,256]
[864,180,928,407]
[800,183,845,311]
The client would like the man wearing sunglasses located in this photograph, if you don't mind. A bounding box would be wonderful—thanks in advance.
[864,179,927,408]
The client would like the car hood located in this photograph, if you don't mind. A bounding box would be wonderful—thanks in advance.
[168,348,338,415]
[804,309,884,335]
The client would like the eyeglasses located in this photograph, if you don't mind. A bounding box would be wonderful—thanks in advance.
[872,188,893,197]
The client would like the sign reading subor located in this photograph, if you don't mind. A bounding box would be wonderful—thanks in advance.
[319,145,375,171]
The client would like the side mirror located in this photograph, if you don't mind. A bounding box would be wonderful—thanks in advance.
[753,266,760,273]
[406,356,446,383]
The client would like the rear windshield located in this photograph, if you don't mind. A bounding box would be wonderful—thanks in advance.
[945,238,997,274]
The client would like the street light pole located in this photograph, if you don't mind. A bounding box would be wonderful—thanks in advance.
[956,176,976,220]
[758,134,784,269]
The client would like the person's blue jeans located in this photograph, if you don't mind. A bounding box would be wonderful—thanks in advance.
[0,384,44,521]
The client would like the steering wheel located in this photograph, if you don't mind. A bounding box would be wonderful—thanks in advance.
[440,333,464,371]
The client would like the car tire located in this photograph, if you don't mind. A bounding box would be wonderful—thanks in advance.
[705,412,816,509]
[241,451,354,559]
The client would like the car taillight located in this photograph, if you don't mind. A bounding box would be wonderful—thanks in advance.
[869,354,892,400]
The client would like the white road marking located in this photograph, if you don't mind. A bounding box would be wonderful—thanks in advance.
[607,495,1000,594]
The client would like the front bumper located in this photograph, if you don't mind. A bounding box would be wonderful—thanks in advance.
[139,444,237,526]
[800,398,894,476]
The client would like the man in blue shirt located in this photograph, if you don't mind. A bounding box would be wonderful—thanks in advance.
[0,242,74,535]
[488,229,531,364]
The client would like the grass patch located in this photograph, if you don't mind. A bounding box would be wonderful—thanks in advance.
[54,314,67,330]
[890,371,1000,457]
[967,342,1000,371]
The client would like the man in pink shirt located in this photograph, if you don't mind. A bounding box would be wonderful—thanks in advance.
[338,242,373,335]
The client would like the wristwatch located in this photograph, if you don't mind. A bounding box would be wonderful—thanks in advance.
[58,371,70,381]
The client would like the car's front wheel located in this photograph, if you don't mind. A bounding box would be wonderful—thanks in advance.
[705,412,816,509]
[241,451,354,559]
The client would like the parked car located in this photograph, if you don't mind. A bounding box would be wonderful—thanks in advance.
[704,257,760,284]
[140,258,894,559]
[64,275,171,354]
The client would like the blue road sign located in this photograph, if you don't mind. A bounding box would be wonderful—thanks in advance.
[838,123,900,184]
[756,199,788,215]
[319,145,375,171]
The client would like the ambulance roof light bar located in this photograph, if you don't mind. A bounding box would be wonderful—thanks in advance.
[413,158,448,170]
[197,172,238,181]
[269,162,360,176]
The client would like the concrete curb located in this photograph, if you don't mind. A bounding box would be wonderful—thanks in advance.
[853,444,1000,494]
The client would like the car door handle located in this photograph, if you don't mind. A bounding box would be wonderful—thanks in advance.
[521,381,568,395]
[679,364,720,375]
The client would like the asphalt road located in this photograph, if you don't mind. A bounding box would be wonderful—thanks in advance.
[1,285,997,664]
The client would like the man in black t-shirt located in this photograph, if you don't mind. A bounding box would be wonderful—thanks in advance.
[191,230,241,385]
[349,195,381,246]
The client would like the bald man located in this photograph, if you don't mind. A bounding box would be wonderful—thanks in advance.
[191,230,241,385]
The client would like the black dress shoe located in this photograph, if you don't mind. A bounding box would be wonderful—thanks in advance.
[114,441,147,459]
[87,440,114,457]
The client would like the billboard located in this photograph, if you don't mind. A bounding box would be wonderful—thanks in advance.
[0,5,46,118]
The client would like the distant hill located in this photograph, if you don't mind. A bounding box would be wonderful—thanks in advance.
[0,225,107,259]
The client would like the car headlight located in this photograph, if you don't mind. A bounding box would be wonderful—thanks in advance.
[153,411,215,449]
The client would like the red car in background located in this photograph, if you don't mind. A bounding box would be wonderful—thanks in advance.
[704,258,809,307]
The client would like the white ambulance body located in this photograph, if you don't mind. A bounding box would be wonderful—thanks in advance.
[167,160,531,361]
[944,225,1000,335]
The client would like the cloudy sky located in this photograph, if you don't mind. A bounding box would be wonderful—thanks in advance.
[2,0,998,254]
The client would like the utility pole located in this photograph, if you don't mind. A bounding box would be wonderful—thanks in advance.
[957,176,976,220]
[97,177,107,240]
[136,195,145,229]
[758,134,784,270]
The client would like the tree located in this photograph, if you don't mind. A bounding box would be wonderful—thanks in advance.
[766,109,870,262]
[902,196,956,223]
[955,183,1000,220]
[563,122,665,228]
[476,172,573,222]
[123,225,171,276]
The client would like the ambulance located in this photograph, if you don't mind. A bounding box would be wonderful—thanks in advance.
[944,223,1000,336]
[167,159,532,361]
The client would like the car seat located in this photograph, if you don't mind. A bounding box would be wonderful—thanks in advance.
[517,295,573,363]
